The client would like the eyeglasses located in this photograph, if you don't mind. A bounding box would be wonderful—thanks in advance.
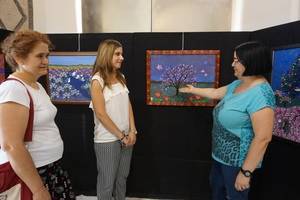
[233,57,240,64]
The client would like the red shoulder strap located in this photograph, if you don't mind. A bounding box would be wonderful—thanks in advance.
[5,78,34,142]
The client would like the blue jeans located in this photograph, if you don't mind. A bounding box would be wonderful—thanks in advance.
[209,160,249,200]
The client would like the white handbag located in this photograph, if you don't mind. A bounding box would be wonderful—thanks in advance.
[0,183,21,200]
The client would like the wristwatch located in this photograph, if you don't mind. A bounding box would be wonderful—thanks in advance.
[240,168,253,178]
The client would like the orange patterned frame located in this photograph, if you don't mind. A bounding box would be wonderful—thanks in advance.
[146,50,220,106]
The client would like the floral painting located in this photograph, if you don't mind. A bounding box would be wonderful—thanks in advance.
[273,107,300,143]
[0,53,5,83]
[271,44,300,143]
[47,52,97,104]
[146,50,220,106]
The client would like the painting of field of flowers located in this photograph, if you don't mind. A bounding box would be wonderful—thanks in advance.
[146,50,220,106]
[47,52,97,104]
[271,44,300,143]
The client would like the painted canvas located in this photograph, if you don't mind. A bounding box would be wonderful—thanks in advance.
[271,44,300,143]
[47,52,97,104]
[0,53,5,83]
[146,50,220,106]
[0,0,33,30]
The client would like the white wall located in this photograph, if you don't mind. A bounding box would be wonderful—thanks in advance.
[151,0,232,32]
[231,0,300,31]
[32,0,300,33]
[33,0,80,33]
[82,0,231,33]
[82,0,151,33]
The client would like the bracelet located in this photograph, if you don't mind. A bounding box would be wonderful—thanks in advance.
[32,185,45,195]
[119,133,127,146]
[130,130,138,134]
[120,134,126,141]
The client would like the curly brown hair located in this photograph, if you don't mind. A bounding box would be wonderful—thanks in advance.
[1,29,53,71]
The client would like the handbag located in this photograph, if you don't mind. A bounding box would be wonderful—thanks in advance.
[0,78,34,199]
[0,183,21,200]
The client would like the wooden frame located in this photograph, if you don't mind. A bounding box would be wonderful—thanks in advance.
[47,52,97,104]
[146,50,220,106]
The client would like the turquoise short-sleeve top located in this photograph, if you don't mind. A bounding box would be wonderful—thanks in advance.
[212,80,275,167]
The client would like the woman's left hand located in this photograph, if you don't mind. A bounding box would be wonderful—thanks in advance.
[127,132,137,146]
[234,171,250,191]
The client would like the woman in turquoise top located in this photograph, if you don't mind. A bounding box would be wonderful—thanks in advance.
[180,41,275,200]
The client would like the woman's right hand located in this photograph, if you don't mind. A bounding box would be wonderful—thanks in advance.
[32,186,51,200]
[179,84,194,93]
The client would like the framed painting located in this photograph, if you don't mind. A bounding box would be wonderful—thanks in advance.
[271,44,300,143]
[0,53,5,83]
[146,50,220,106]
[47,52,97,104]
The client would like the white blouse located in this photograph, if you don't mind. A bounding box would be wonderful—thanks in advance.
[89,74,130,143]
[0,76,63,167]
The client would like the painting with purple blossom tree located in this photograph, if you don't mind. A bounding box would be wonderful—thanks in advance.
[146,50,220,106]
[271,44,300,143]
[47,52,97,104]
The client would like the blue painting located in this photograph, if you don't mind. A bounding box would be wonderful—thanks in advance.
[146,50,220,106]
[271,45,300,107]
[0,54,5,83]
[271,44,300,143]
[47,52,97,104]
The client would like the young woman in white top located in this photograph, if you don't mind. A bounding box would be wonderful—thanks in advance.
[0,30,75,200]
[89,39,137,200]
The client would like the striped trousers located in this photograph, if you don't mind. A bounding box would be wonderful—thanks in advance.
[94,141,133,200]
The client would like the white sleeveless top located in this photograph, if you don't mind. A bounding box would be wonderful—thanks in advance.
[89,74,130,143]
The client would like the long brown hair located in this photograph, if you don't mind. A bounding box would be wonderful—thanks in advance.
[92,39,126,89]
